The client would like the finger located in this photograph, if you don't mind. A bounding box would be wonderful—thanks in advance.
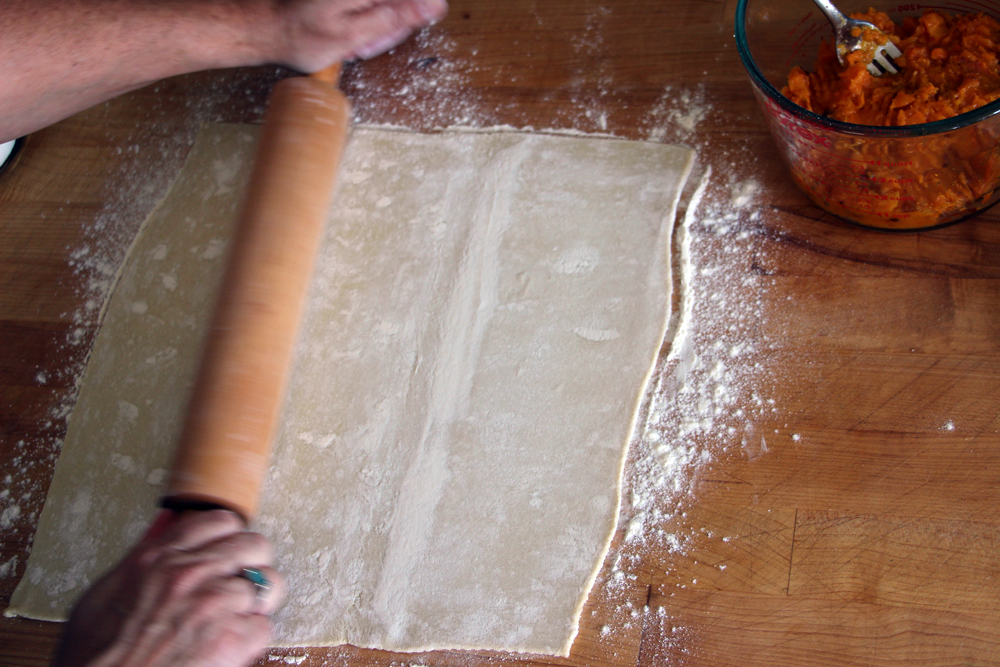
[231,615,274,664]
[145,530,275,597]
[129,528,273,619]
[199,567,282,617]
[150,509,245,552]
[241,565,286,616]
[154,563,283,621]
[197,529,275,574]
[344,0,448,59]
[118,589,274,667]
[331,0,448,23]
[202,614,273,667]
[199,573,266,616]
[400,0,449,24]
[126,511,247,597]
[354,24,414,59]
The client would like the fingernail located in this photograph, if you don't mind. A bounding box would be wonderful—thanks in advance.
[416,0,448,23]
[356,27,412,59]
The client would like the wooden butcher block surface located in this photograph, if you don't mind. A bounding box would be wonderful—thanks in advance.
[2,1,999,665]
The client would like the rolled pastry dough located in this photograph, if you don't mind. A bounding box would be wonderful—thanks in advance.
[7,124,693,656]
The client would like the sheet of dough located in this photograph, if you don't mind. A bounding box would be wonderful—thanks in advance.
[7,124,693,656]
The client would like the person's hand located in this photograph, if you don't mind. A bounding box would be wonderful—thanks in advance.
[54,509,286,667]
[271,0,449,72]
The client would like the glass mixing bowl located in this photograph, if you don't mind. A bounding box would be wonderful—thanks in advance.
[736,0,1000,231]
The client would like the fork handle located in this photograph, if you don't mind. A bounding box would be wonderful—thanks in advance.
[811,0,847,28]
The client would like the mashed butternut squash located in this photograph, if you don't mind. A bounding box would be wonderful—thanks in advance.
[784,10,1000,125]
[774,9,1000,229]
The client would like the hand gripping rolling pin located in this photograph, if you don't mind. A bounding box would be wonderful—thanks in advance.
[162,66,350,522]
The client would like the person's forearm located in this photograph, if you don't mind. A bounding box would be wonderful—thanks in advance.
[0,0,446,142]
[0,0,282,141]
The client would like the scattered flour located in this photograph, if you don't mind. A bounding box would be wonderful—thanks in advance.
[199,239,227,260]
[344,25,490,128]
[1,505,22,529]
[145,468,168,486]
[0,440,53,583]
[644,85,712,143]
[0,557,17,579]
[594,94,785,657]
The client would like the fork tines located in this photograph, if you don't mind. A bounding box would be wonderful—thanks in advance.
[867,41,903,76]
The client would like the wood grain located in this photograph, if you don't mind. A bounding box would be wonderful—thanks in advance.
[2,0,1000,665]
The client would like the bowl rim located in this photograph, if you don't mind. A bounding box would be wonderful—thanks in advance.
[734,0,1000,137]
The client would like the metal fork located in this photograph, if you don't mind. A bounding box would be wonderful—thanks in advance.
[811,0,903,75]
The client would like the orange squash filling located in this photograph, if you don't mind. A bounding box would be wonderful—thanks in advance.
[777,9,1000,228]
[784,9,1000,125]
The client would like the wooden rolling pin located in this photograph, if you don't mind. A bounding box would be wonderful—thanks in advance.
[162,66,351,522]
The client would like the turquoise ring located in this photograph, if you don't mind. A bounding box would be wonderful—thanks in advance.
[241,567,271,600]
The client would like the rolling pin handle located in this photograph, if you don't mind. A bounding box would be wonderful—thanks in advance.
[310,64,342,85]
